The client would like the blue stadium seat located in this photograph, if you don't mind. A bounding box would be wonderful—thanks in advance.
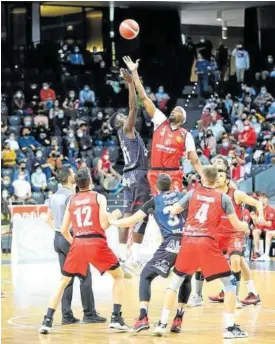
[8,125,21,135]
[47,179,58,193]
[93,146,103,158]
[92,157,99,168]
[8,116,21,126]
[107,146,119,162]
[1,168,14,180]
[32,192,45,205]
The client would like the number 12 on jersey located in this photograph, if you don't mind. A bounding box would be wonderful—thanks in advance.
[73,206,93,227]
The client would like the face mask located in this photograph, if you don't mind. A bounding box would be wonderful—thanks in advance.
[261,90,266,95]
[244,125,249,131]
[223,142,230,148]
[9,136,15,140]
[145,88,151,94]
[36,168,42,174]
[84,87,89,91]
[19,175,25,180]
[54,102,59,107]
[207,133,212,137]
[3,180,10,186]
[104,155,109,160]
[77,132,83,138]
[241,118,247,122]
[251,118,257,124]
[23,132,30,137]
[16,92,22,97]
[268,58,273,63]
[68,132,74,138]
[40,133,46,139]
[158,88,164,93]
[24,121,32,127]
[31,84,37,89]
[69,93,75,98]
[232,162,238,167]
[43,85,49,90]
[70,142,75,148]
[75,49,79,53]
[58,112,64,119]
[63,46,67,51]
[36,151,43,158]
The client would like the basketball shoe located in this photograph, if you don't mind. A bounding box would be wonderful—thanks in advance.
[109,312,129,332]
[223,324,248,339]
[188,294,204,307]
[208,290,224,303]
[241,293,261,306]
[153,321,167,336]
[170,316,182,333]
[132,317,150,333]
[39,316,53,334]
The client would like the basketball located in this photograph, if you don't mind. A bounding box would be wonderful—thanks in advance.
[119,19,139,40]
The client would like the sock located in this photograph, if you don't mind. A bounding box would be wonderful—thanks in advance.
[160,308,170,325]
[132,243,141,263]
[224,313,234,329]
[232,271,241,296]
[176,307,185,319]
[139,306,148,320]
[112,304,121,315]
[46,308,55,319]
[245,280,257,295]
[195,271,204,296]
[119,243,128,262]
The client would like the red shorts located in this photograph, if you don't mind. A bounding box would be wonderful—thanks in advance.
[63,237,119,277]
[217,232,245,256]
[174,236,231,281]
[147,170,183,196]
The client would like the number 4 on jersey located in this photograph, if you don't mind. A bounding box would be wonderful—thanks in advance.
[194,203,209,224]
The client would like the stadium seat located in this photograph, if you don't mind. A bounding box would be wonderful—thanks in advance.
[107,146,119,162]
[47,179,58,193]
[1,168,14,180]
[8,125,21,135]
[32,192,45,205]
[8,116,21,126]
[92,157,99,168]
[92,107,103,117]
[104,107,116,117]
[93,146,103,157]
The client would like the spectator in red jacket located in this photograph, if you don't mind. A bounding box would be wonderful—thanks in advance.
[238,120,257,150]
[219,136,233,156]
[40,82,56,109]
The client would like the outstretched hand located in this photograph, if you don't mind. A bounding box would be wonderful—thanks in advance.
[120,68,132,83]
[123,56,140,72]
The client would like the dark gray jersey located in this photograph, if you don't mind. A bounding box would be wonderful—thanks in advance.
[118,128,148,172]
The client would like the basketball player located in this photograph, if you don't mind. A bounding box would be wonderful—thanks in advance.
[46,166,105,324]
[109,174,191,334]
[190,157,263,307]
[40,168,129,334]
[109,68,150,273]
[122,56,203,195]
[153,166,249,339]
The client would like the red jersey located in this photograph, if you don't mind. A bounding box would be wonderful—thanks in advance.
[184,185,225,239]
[151,120,187,169]
[218,187,242,234]
[69,191,106,238]
[257,205,275,231]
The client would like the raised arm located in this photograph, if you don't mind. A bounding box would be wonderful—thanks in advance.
[120,68,138,133]
[235,190,264,221]
[123,56,156,117]
[109,210,146,228]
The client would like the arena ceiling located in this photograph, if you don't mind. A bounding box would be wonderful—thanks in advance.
[43,1,274,27]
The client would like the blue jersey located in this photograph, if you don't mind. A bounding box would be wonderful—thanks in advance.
[141,191,186,238]
[118,128,148,172]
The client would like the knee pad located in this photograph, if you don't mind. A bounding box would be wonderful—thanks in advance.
[221,275,237,293]
[168,274,185,292]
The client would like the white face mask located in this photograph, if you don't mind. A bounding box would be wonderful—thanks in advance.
[43,85,49,90]
[36,152,43,158]
[19,175,25,181]
[68,132,74,138]
[69,93,75,98]
[77,132,83,138]
[37,168,42,174]
[244,125,249,131]
[251,118,257,124]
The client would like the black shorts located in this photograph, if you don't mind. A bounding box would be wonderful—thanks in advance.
[143,235,181,278]
[122,169,151,214]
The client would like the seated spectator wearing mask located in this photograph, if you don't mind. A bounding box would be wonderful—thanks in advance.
[19,127,41,156]
[31,163,47,192]
[76,127,93,157]
[34,124,51,147]
[155,86,170,110]
[97,149,120,187]
[40,83,56,109]
[52,109,69,137]
[98,121,112,142]
[63,90,80,121]
[49,99,62,119]
[34,149,53,179]
[235,113,248,133]
[250,115,262,136]
[79,85,96,106]
[231,101,244,121]
[200,129,217,158]
[91,111,104,135]
[145,86,156,103]
[187,173,200,191]
[253,86,274,112]
[69,46,84,65]
[91,46,103,65]
[5,132,20,151]
[207,118,225,141]
[231,156,244,181]
[12,170,32,202]
[224,93,233,115]
[265,135,275,164]
[13,90,25,111]
[255,55,275,80]
[47,150,62,177]
[266,100,275,121]
[219,136,233,156]
[238,120,257,151]
[1,176,14,195]
[2,142,16,167]
[63,129,79,160]
[34,110,49,128]
[14,160,31,182]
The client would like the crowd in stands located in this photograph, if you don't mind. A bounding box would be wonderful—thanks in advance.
[1,38,275,208]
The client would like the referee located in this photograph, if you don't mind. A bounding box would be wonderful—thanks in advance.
[46,166,106,324]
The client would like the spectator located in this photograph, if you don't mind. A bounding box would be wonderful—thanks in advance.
[200,129,217,158]
[49,100,62,119]
[207,119,226,141]
[63,90,80,121]
[13,90,25,110]
[40,83,56,109]
[265,136,275,164]
[266,100,275,121]
[255,55,275,80]
[145,86,156,103]
[155,86,170,109]
[232,43,250,83]
[186,173,200,191]
[34,124,51,147]
[197,148,210,165]
[235,113,248,133]
[1,141,16,167]
[63,129,79,160]
[216,42,228,81]
[58,43,71,63]
[252,193,275,261]
[231,155,244,181]
[238,120,257,150]
[250,115,262,136]
[219,136,233,156]
[209,56,220,84]
[5,132,20,151]
[79,85,96,106]
[253,86,274,112]
[224,93,233,115]
[34,110,49,128]
[1,175,14,196]
[12,170,32,202]
[195,53,210,105]
[91,46,103,65]
[19,127,41,156]
[196,37,213,60]
[69,46,84,65]
[31,163,47,192]
[98,121,112,142]
[91,111,104,135]
[47,150,62,177]
[13,160,31,182]
[52,109,69,137]
[34,149,52,179]
[77,127,93,156]
[97,149,120,188]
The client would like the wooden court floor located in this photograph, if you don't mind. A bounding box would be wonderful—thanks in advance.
[1,259,275,344]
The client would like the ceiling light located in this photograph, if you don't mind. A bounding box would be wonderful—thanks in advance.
[217,11,222,21]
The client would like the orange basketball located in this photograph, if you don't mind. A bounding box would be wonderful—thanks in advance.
[119,19,139,40]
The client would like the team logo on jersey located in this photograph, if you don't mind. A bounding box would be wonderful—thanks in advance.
[176,136,183,143]
[160,127,166,136]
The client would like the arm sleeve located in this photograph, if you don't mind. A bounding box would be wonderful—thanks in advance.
[178,190,194,209]
[140,198,155,215]
[151,108,167,130]
[221,194,235,215]
[185,132,196,152]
